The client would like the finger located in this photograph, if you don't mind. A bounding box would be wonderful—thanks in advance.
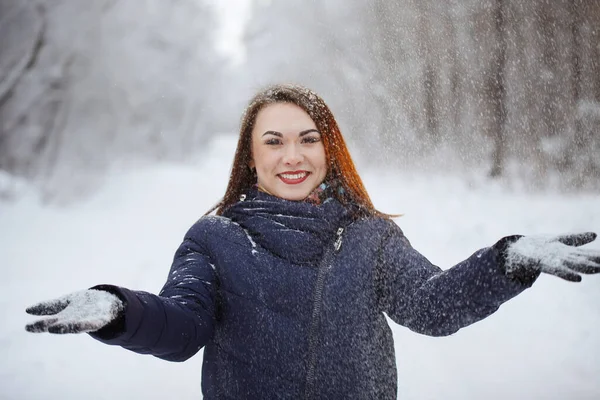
[26,298,70,316]
[47,322,82,334]
[564,260,600,274]
[576,249,600,265]
[555,232,597,247]
[544,267,582,282]
[47,320,105,334]
[25,318,59,333]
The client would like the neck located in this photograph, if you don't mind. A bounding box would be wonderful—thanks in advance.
[257,184,275,196]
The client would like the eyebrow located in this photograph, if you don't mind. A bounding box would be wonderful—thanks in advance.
[262,129,320,137]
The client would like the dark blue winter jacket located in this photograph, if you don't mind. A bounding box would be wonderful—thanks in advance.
[91,189,535,399]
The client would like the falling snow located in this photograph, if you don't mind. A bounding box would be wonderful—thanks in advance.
[2,136,600,399]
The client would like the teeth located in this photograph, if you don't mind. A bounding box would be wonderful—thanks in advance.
[280,172,307,180]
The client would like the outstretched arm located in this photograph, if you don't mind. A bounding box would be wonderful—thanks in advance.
[376,223,599,337]
[26,221,218,362]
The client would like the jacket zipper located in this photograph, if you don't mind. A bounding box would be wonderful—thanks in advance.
[303,227,345,399]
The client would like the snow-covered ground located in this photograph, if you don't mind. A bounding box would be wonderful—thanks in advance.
[1,136,599,399]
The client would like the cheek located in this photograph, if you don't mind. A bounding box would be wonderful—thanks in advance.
[252,145,276,171]
[251,140,263,166]
[314,147,327,169]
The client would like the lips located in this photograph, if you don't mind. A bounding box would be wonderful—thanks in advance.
[278,171,310,185]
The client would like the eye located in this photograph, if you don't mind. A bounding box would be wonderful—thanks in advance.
[302,136,321,144]
[265,138,282,145]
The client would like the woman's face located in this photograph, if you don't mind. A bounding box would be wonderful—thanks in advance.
[250,102,327,201]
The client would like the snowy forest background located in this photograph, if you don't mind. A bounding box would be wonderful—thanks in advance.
[2,1,600,399]
[2,0,599,202]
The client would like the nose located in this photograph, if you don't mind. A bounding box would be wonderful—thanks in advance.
[282,143,303,166]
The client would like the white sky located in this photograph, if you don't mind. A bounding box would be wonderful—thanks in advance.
[209,0,253,66]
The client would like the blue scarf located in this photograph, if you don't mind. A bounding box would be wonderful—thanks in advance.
[222,185,356,265]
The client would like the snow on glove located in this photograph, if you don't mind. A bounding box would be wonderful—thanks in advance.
[503,232,600,282]
[25,289,124,334]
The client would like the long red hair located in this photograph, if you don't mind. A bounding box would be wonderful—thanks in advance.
[207,84,392,219]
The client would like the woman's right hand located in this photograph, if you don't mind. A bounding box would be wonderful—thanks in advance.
[25,289,124,334]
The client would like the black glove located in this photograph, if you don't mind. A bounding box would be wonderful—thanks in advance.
[497,232,600,282]
[25,288,124,334]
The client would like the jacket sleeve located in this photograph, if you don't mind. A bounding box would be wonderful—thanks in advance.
[376,222,536,337]
[89,220,218,362]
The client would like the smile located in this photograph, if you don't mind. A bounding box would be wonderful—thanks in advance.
[278,171,310,184]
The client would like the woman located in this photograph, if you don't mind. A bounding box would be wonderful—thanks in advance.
[26,84,600,399]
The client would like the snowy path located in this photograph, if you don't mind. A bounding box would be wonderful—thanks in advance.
[2,137,599,399]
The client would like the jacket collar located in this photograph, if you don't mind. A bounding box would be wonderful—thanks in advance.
[222,188,355,265]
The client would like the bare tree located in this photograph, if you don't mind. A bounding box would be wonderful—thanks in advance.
[414,2,440,139]
[563,0,600,186]
[477,0,508,178]
[0,0,224,202]
[0,0,45,173]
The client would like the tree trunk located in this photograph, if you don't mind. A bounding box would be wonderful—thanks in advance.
[415,1,440,140]
[489,0,508,178]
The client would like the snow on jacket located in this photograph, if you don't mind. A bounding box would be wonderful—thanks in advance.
[90,188,535,399]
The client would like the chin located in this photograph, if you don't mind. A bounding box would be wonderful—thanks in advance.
[275,187,312,201]
[279,192,309,201]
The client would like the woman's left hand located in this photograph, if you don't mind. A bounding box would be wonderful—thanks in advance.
[502,232,600,282]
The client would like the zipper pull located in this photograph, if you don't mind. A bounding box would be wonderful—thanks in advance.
[334,227,344,251]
